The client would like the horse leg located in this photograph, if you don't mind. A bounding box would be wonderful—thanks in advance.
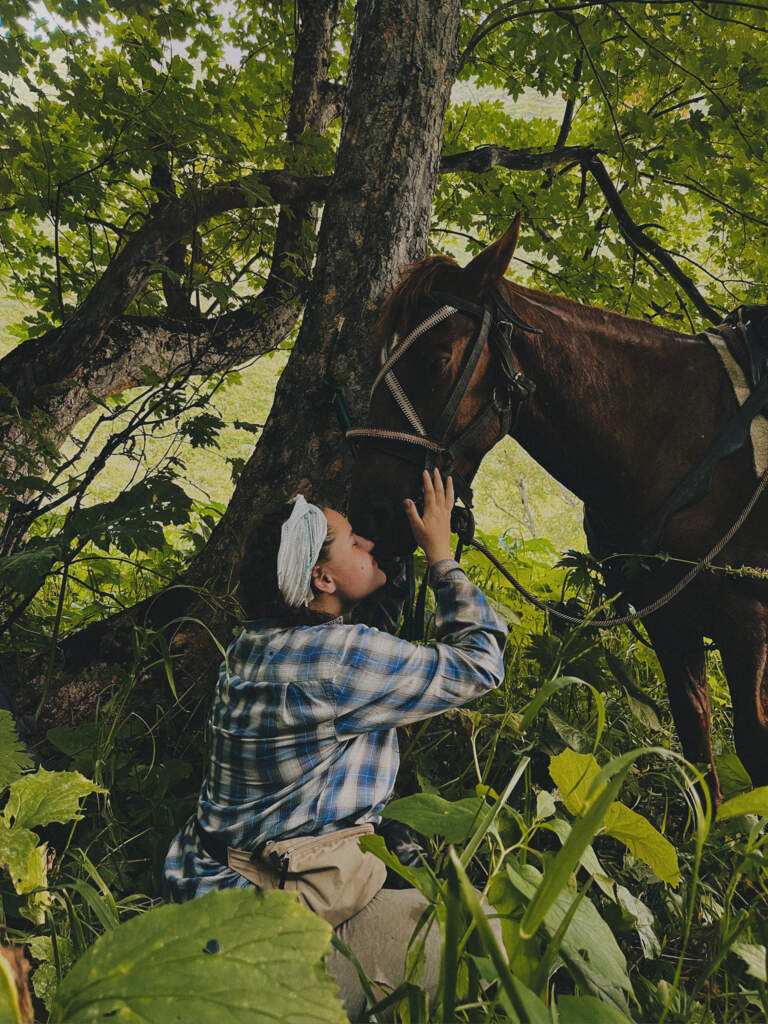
[714,599,768,789]
[642,614,722,805]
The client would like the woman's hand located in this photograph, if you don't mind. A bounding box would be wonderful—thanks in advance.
[403,469,454,565]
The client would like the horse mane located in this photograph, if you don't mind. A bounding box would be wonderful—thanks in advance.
[377,251,701,350]
[375,254,461,342]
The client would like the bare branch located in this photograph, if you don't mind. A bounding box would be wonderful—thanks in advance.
[440,143,595,174]
[552,56,582,151]
[49,168,328,360]
[440,143,723,322]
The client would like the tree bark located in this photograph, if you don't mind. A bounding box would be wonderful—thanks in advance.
[15,0,462,735]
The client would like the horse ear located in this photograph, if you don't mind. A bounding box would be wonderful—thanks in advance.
[463,214,521,288]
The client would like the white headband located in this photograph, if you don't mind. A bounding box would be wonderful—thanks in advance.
[276,495,328,607]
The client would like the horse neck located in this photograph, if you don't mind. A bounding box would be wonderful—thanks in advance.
[499,282,716,527]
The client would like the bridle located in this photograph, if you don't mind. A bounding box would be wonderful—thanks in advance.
[346,286,540,515]
[344,289,768,639]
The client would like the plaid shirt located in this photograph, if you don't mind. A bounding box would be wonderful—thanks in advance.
[163,559,507,902]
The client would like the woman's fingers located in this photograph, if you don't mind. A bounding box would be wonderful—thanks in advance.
[410,468,452,518]
[403,497,422,526]
[421,468,434,504]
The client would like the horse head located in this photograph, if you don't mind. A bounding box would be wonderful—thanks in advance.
[348,216,535,558]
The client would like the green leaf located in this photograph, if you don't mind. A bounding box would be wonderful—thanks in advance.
[714,753,753,799]
[535,790,556,820]
[716,785,768,821]
[3,769,103,830]
[358,833,438,899]
[550,750,680,884]
[525,749,659,941]
[382,793,486,843]
[546,817,614,898]
[616,885,661,959]
[549,748,602,815]
[625,692,661,733]
[51,888,345,1024]
[604,802,680,886]
[0,710,34,787]
[449,851,553,1024]
[0,824,47,894]
[546,708,592,753]
[506,863,633,1012]
[0,544,60,597]
[731,941,768,982]
[556,995,634,1023]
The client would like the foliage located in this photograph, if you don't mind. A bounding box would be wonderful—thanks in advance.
[2,0,768,1020]
[3,517,768,1020]
[50,889,345,1024]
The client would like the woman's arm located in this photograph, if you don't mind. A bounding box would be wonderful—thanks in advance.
[329,556,508,737]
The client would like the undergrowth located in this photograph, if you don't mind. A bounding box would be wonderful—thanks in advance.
[0,525,767,1022]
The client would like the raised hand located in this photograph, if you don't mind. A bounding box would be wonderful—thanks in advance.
[403,469,454,565]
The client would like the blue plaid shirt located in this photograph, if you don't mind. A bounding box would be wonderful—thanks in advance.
[163,559,507,901]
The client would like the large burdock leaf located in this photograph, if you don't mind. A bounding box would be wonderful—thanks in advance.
[3,769,103,830]
[50,888,347,1024]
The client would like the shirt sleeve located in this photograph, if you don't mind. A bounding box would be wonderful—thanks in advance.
[330,560,508,737]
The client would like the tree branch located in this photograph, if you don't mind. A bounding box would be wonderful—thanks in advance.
[440,143,595,174]
[440,143,722,323]
[51,169,328,359]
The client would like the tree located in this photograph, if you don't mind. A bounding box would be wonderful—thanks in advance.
[1,0,767,735]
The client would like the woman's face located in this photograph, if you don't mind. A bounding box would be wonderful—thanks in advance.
[314,509,387,607]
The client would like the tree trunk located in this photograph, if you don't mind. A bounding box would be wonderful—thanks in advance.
[15,0,461,736]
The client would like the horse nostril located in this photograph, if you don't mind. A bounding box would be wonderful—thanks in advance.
[370,501,393,529]
[353,507,385,541]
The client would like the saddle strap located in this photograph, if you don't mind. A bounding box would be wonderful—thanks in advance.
[635,373,768,555]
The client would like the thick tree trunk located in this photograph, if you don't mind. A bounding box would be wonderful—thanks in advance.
[14,0,461,735]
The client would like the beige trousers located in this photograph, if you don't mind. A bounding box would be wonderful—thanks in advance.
[324,888,502,1023]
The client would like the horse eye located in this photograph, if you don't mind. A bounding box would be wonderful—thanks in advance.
[429,351,451,371]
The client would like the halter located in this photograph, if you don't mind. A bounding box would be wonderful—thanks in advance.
[346,286,540,513]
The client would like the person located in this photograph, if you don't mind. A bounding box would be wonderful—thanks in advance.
[163,469,507,1020]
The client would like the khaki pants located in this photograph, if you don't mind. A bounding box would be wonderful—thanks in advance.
[325,888,502,1023]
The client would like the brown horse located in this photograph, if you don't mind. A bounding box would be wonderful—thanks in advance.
[348,218,768,804]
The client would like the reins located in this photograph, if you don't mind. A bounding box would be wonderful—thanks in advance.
[456,464,768,630]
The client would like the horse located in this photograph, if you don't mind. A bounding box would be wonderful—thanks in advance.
[347,217,768,805]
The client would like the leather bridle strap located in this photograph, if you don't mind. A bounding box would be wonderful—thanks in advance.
[347,287,538,511]
[433,306,492,443]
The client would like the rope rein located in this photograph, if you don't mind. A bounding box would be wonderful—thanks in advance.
[461,466,768,629]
